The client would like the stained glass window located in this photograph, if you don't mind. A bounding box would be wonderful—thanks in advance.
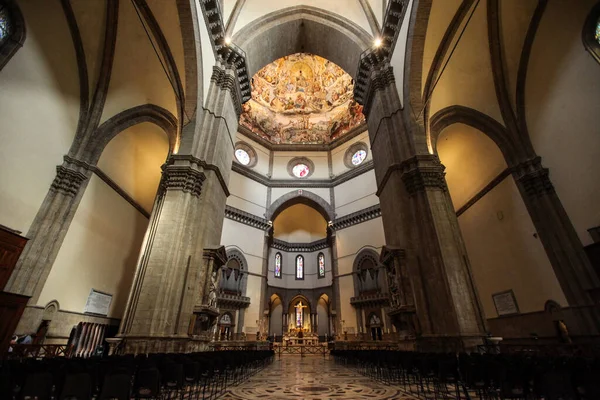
[295,303,303,327]
[292,163,310,178]
[0,5,11,45]
[275,253,282,278]
[296,255,304,279]
[596,16,600,45]
[351,149,367,166]
[235,148,250,165]
[318,253,325,278]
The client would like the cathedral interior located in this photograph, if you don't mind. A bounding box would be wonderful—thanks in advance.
[1,0,600,398]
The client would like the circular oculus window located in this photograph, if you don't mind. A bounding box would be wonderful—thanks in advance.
[292,163,310,178]
[235,148,250,165]
[351,149,367,166]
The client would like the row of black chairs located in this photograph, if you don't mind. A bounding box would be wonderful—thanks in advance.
[331,349,600,400]
[0,349,274,400]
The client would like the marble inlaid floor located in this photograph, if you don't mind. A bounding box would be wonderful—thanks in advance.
[219,356,418,399]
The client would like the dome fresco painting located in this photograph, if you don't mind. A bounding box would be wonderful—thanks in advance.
[239,53,365,145]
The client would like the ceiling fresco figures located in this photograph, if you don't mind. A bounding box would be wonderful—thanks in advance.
[239,53,365,145]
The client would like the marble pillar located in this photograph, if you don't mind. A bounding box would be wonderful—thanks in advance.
[116,65,241,353]
[6,157,92,303]
[363,65,486,351]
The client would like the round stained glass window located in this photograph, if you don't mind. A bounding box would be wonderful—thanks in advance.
[235,149,250,165]
[292,163,310,178]
[351,150,367,166]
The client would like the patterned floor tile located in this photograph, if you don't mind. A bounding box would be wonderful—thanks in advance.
[219,356,418,399]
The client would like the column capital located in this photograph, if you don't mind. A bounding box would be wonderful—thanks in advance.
[161,162,205,197]
[400,154,447,196]
[512,157,554,197]
[50,165,89,197]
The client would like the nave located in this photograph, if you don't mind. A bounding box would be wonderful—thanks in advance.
[221,355,415,400]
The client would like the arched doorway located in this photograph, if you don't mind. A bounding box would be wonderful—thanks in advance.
[217,312,234,341]
[367,312,383,341]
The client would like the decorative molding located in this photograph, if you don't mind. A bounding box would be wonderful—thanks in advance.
[170,154,230,197]
[217,293,251,309]
[198,0,251,104]
[354,0,409,108]
[50,166,88,197]
[224,205,270,230]
[512,157,554,198]
[210,65,244,117]
[271,238,329,253]
[225,202,382,232]
[456,169,510,217]
[237,123,368,152]
[332,205,381,230]
[232,159,374,188]
[350,293,390,307]
[400,155,447,196]
[162,164,205,197]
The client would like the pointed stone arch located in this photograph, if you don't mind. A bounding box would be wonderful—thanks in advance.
[266,190,335,222]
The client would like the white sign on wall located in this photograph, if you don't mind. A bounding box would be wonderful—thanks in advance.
[492,289,519,316]
[84,289,112,316]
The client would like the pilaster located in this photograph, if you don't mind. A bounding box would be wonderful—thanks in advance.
[361,66,486,351]
[6,158,92,303]
[512,157,600,315]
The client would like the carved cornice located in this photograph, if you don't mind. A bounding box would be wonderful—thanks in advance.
[225,204,382,233]
[354,0,408,109]
[169,154,230,197]
[199,0,250,108]
[211,65,243,117]
[50,165,88,197]
[512,157,554,197]
[350,292,390,307]
[224,205,270,230]
[271,238,329,253]
[162,164,205,197]
[231,159,374,188]
[217,292,251,309]
[399,155,447,196]
[332,205,381,230]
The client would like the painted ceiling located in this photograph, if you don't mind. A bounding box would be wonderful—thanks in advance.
[239,53,365,145]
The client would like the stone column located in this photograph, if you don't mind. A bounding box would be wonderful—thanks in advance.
[512,157,600,332]
[6,157,92,303]
[117,65,241,353]
[362,65,486,351]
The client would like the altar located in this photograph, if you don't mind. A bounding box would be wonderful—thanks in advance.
[283,328,318,346]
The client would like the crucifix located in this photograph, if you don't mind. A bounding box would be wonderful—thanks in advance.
[295,301,308,328]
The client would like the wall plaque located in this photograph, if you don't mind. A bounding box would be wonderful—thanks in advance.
[492,289,519,316]
[84,289,112,316]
